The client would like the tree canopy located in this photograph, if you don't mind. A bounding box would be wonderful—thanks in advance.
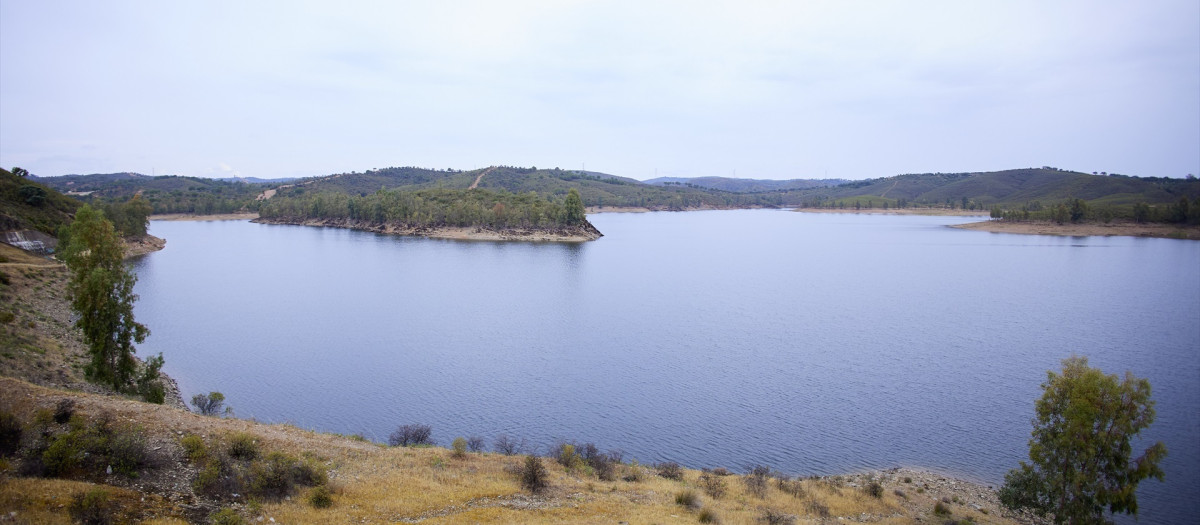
[999,356,1166,524]
[59,205,150,390]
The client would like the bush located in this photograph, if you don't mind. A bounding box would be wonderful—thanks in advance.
[0,311,13,324]
[249,452,298,499]
[209,508,245,525]
[777,477,804,499]
[227,433,259,461]
[451,437,468,458]
[555,442,584,470]
[54,398,76,424]
[520,455,549,493]
[493,434,518,455]
[0,272,9,286]
[308,485,333,508]
[675,489,702,511]
[466,435,485,453]
[698,507,721,524]
[69,488,115,525]
[580,443,620,481]
[894,489,908,499]
[864,477,884,498]
[0,411,21,456]
[623,459,644,482]
[191,392,225,416]
[106,426,149,476]
[656,461,684,481]
[759,508,796,525]
[180,434,208,463]
[388,424,433,447]
[744,465,771,499]
[934,501,951,516]
[699,471,727,499]
[806,500,830,518]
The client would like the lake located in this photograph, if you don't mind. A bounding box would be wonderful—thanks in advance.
[131,210,1200,524]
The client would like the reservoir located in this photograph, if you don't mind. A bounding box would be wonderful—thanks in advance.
[132,210,1199,524]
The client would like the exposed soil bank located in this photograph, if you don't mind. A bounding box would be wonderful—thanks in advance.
[253,216,603,242]
[150,212,260,221]
[796,207,990,216]
[953,219,1200,240]
[122,234,166,257]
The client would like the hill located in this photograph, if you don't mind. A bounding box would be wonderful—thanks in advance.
[802,168,1200,209]
[1,168,81,235]
[645,176,848,193]
[34,173,268,215]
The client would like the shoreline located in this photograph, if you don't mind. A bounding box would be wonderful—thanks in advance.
[953,219,1200,240]
[149,212,260,221]
[796,207,990,217]
[253,216,603,242]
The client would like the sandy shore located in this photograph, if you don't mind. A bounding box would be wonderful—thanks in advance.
[796,207,990,217]
[253,216,603,242]
[150,212,259,221]
[954,219,1200,240]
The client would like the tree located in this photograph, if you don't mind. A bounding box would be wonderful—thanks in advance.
[564,188,585,225]
[12,167,29,178]
[191,391,226,416]
[999,356,1166,524]
[60,205,150,390]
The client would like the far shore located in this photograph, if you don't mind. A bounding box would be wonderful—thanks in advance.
[795,207,990,217]
[953,219,1200,240]
[150,212,260,221]
[253,216,603,242]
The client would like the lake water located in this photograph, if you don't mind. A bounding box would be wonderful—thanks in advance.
[131,210,1199,524]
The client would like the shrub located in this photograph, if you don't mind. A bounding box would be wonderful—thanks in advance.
[699,471,727,499]
[894,489,908,499]
[934,501,951,516]
[308,485,333,508]
[656,461,684,480]
[388,424,433,447]
[493,434,518,455]
[451,437,468,458]
[0,311,12,324]
[864,477,884,499]
[227,433,259,461]
[209,508,245,525]
[806,500,830,518]
[0,271,9,286]
[555,442,583,470]
[744,465,771,499]
[759,508,796,525]
[580,443,620,481]
[249,452,298,499]
[193,459,227,495]
[698,507,720,524]
[903,476,913,483]
[106,426,149,476]
[180,434,208,463]
[467,435,485,453]
[777,477,804,499]
[191,392,225,416]
[0,411,21,456]
[623,459,644,482]
[520,455,549,493]
[54,398,76,424]
[69,488,115,525]
[675,489,702,511]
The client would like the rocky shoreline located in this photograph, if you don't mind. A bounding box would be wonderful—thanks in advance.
[953,219,1200,240]
[253,216,604,242]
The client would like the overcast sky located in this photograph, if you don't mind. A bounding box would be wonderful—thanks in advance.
[2,1,1197,181]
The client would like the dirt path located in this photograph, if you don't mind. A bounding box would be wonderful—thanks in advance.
[880,179,900,198]
[0,262,64,269]
[255,172,350,201]
[468,166,497,190]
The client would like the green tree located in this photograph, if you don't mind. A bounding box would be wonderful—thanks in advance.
[999,356,1166,524]
[60,205,150,390]
[12,167,29,178]
[564,188,585,225]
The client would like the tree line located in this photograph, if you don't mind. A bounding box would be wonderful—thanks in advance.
[258,187,589,229]
[989,197,1200,225]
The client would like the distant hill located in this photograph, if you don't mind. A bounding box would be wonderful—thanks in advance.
[34,173,266,214]
[1,168,81,235]
[214,176,298,184]
[802,169,1200,209]
[644,176,848,192]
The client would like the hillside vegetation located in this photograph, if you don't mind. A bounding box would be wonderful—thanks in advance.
[34,173,265,215]
[1,168,80,235]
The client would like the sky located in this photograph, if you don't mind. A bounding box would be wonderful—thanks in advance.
[1,1,1197,181]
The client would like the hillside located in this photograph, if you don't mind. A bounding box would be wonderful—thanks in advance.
[803,169,1200,209]
[645,176,848,193]
[33,173,267,215]
[0,168,81,235]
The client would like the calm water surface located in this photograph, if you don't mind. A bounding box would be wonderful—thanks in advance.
[132,211,1199,524]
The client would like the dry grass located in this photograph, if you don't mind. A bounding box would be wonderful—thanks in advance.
[0,377,1031,524]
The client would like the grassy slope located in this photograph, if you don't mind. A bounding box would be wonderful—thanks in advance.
[0,168,80,235]
[0,377,1026,525]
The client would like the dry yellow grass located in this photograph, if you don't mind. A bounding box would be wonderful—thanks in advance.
[0,377,1032,524]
